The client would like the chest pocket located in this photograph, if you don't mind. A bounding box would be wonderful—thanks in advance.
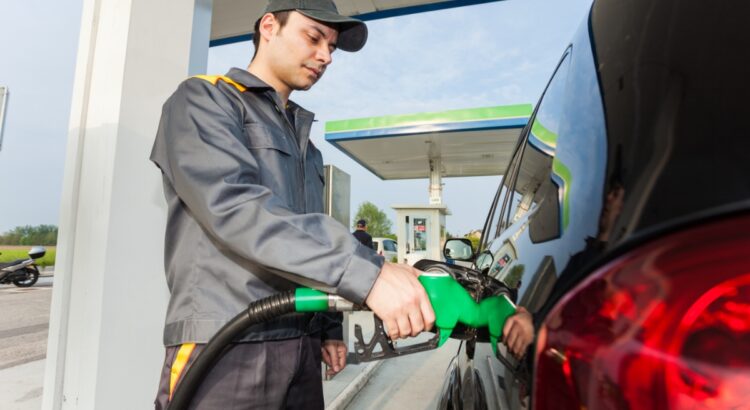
[243,123,295,156]
[243,123,299,205]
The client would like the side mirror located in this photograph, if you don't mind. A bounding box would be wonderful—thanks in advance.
[443,238,474,261]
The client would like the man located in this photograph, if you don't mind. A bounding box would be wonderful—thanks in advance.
[352,219,374,250]
[150,1,435,408]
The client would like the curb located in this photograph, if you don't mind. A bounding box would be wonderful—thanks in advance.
[326,361,383,410]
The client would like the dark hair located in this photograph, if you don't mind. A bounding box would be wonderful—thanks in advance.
[252,11,291,60]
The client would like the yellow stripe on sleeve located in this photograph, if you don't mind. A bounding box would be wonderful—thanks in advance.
[169,343,196,400]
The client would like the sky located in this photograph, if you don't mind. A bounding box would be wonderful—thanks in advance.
[0,0,592,236]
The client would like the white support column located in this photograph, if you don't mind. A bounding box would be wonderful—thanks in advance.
[42,0,212,409]
[428,157,443,205]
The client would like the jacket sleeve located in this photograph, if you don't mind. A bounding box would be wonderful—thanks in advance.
[319,312,344,341]
[151,78,383,305]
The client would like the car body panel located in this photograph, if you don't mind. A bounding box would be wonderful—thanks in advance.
[441,0,750,408]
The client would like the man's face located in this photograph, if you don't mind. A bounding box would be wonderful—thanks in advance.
[265,12,338,92]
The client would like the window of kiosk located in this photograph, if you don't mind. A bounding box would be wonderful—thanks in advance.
[413,217,428,252]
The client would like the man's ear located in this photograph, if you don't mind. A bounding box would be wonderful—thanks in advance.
[257,13,278,42]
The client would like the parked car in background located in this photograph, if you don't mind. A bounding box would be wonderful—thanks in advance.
[372,237,398,262]
[437,0,750,409]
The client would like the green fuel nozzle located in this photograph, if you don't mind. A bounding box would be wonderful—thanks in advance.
[418,271,516,355]
[292,262,517,361]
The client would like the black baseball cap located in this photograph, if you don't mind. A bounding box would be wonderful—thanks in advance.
[262,0,368,52]
[357,219,367,227]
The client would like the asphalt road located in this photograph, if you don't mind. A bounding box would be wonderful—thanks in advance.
[0,278,465,409]
[0,277,53,370]
[344,335,461,409]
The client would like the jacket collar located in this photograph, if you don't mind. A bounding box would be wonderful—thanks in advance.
[225,67,275,91]
[225,67,315,140]
[225,68,312,112]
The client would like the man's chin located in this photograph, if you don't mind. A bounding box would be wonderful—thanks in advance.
[293,81,316,91]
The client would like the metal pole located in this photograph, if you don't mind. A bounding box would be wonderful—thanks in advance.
[429,157,443,204]
[0,86,8,151]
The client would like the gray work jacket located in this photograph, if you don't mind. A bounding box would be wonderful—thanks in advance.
[151,68,383,346]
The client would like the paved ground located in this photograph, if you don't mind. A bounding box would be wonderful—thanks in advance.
[0,279,458,409]
[0,277,53,371]
[344,336,460,409]
[0,276,53,409]
[0,359,45,410]
[0,283,398,409]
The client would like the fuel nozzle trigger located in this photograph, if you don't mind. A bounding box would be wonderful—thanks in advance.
[350,316,441,364]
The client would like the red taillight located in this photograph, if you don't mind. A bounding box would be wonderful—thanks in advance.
[534,214,750,410]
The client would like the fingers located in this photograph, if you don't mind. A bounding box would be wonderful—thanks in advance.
[321,345,333,367]
[396,314,412,339]
[512,335,527,357]
[385,319,399,339]
[512,328,526,356]
[407,307,424,337]
[418,283,436,332]
[327,345,341,373]
[502,312,515,341]
[365,262,435,339]
[322,341,347,375]
[336,344,347,370]
[322,347,336,376]
[501,309,534,358]
[505,320,520,353]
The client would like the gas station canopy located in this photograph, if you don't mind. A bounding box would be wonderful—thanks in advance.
[324,105,532,180]
[210,0,503,46]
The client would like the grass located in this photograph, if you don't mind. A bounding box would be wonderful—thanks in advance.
[0,246,56,267]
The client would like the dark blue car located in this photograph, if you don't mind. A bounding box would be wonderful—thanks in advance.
[437,0,750,408]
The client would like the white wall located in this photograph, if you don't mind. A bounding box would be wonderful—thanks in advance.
[43,0,212,408]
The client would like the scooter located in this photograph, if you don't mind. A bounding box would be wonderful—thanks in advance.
[0,246,45,288]
[168,260,518,410]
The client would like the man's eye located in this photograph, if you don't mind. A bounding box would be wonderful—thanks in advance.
[308,35,320,43]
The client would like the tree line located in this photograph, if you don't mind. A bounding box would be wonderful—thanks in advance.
[352,201,393,237]
[0,225,58,246]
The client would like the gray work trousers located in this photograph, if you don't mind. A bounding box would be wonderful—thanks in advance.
[155,334,323,410]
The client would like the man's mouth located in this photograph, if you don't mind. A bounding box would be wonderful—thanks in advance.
[304,65,323,79]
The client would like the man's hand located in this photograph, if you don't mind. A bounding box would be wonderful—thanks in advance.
[365,262,436,339]
[502,306,534,358]
[321,340,347,376]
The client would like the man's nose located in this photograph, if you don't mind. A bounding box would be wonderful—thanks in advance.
[317,44,333,65]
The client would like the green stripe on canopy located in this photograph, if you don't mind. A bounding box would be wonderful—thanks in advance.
[325,104,533,133]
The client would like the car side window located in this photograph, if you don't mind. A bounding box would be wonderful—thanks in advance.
[484,146,522,243]
[384,240,397,252]
[522,50,572,243]
[488,49,572,243]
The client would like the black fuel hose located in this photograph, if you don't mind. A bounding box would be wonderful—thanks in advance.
[167,290,297,410]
